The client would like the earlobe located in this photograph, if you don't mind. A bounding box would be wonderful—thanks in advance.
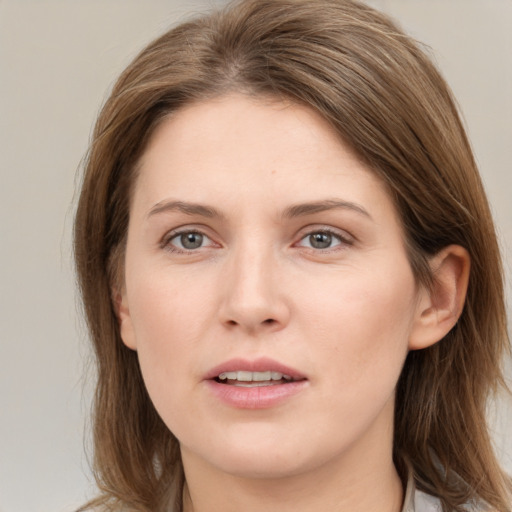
[409,245,470,351]
[113,288,138,351]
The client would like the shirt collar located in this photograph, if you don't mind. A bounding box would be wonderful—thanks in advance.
[402,470,445,512]
[402,469,417,512]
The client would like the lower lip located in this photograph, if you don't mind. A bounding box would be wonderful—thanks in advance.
[205,380,308,409]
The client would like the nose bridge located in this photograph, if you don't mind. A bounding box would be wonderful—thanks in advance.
[219,235,288,332]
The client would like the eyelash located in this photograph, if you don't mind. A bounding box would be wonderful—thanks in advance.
[295,228,353,252]
[161,227,353,254]
[161,228,216,254]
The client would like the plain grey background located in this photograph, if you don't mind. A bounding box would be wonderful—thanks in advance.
[0,1,510,511]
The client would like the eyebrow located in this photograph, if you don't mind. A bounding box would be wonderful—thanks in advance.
[147,200,223,219]
[283,199,372,220]
[147,198,371,221]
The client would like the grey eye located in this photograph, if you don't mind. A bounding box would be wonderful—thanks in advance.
[309,232,333,249]
[297,230,346,251]
[164,230,216,253]
[180,232,204,249]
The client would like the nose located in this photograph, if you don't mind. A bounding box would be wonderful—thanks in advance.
[218,244,291,335]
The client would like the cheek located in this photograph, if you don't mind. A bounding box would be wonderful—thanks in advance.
[297,264,417,383]
[124,266,219,404]
[127,261,216,340]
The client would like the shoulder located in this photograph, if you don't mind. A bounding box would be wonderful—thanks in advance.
[413,488,495,512]
[413,489,443,511]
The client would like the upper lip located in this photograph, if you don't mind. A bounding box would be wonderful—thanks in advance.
[204,357,306,381]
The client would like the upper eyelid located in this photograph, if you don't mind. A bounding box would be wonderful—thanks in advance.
[295,224,355,242]
[161,224,214,241]
[295,231,352,249]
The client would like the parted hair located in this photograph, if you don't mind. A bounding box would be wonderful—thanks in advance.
[74,0,511,510]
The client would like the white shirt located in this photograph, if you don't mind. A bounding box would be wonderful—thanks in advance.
[402,471,442,512]
[402,472,486,512]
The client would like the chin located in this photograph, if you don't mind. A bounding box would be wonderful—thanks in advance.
[210,452,312,480]
[182,425,332,481]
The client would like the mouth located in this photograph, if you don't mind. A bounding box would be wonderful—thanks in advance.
[206,357,307,387]
[215,370,300,387]
[205,358,308,409]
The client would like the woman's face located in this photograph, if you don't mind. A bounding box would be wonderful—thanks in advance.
[119,94,427,480]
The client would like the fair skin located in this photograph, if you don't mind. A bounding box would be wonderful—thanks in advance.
[117,94,469,512]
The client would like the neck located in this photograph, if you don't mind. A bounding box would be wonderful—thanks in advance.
[181,448,404,512]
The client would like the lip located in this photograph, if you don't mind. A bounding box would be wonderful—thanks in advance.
[204,357,308,410]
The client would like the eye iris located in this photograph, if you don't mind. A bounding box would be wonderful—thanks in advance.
[309,232,332,249]
[181,232,203,249]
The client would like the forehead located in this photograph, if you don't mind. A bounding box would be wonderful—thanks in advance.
[133,93,396,224]
[140,93,350,170]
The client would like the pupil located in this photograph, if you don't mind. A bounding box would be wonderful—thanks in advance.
[181,232,203,249]
[310,232,331,249]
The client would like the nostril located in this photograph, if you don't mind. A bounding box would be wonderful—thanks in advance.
[223,318,278,330]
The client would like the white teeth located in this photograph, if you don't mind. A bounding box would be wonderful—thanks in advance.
[218,371,236,380]
[238,371,255,381]
[272,371,289,380]
[254,371,271,381]
[218,371,293,382]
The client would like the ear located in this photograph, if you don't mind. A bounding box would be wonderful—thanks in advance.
[113,288,138,351]
[409,245,470,351]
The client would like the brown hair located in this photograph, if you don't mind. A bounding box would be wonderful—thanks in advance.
[74,0,511,510]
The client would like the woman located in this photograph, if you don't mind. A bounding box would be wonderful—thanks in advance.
[74,0,511,510]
